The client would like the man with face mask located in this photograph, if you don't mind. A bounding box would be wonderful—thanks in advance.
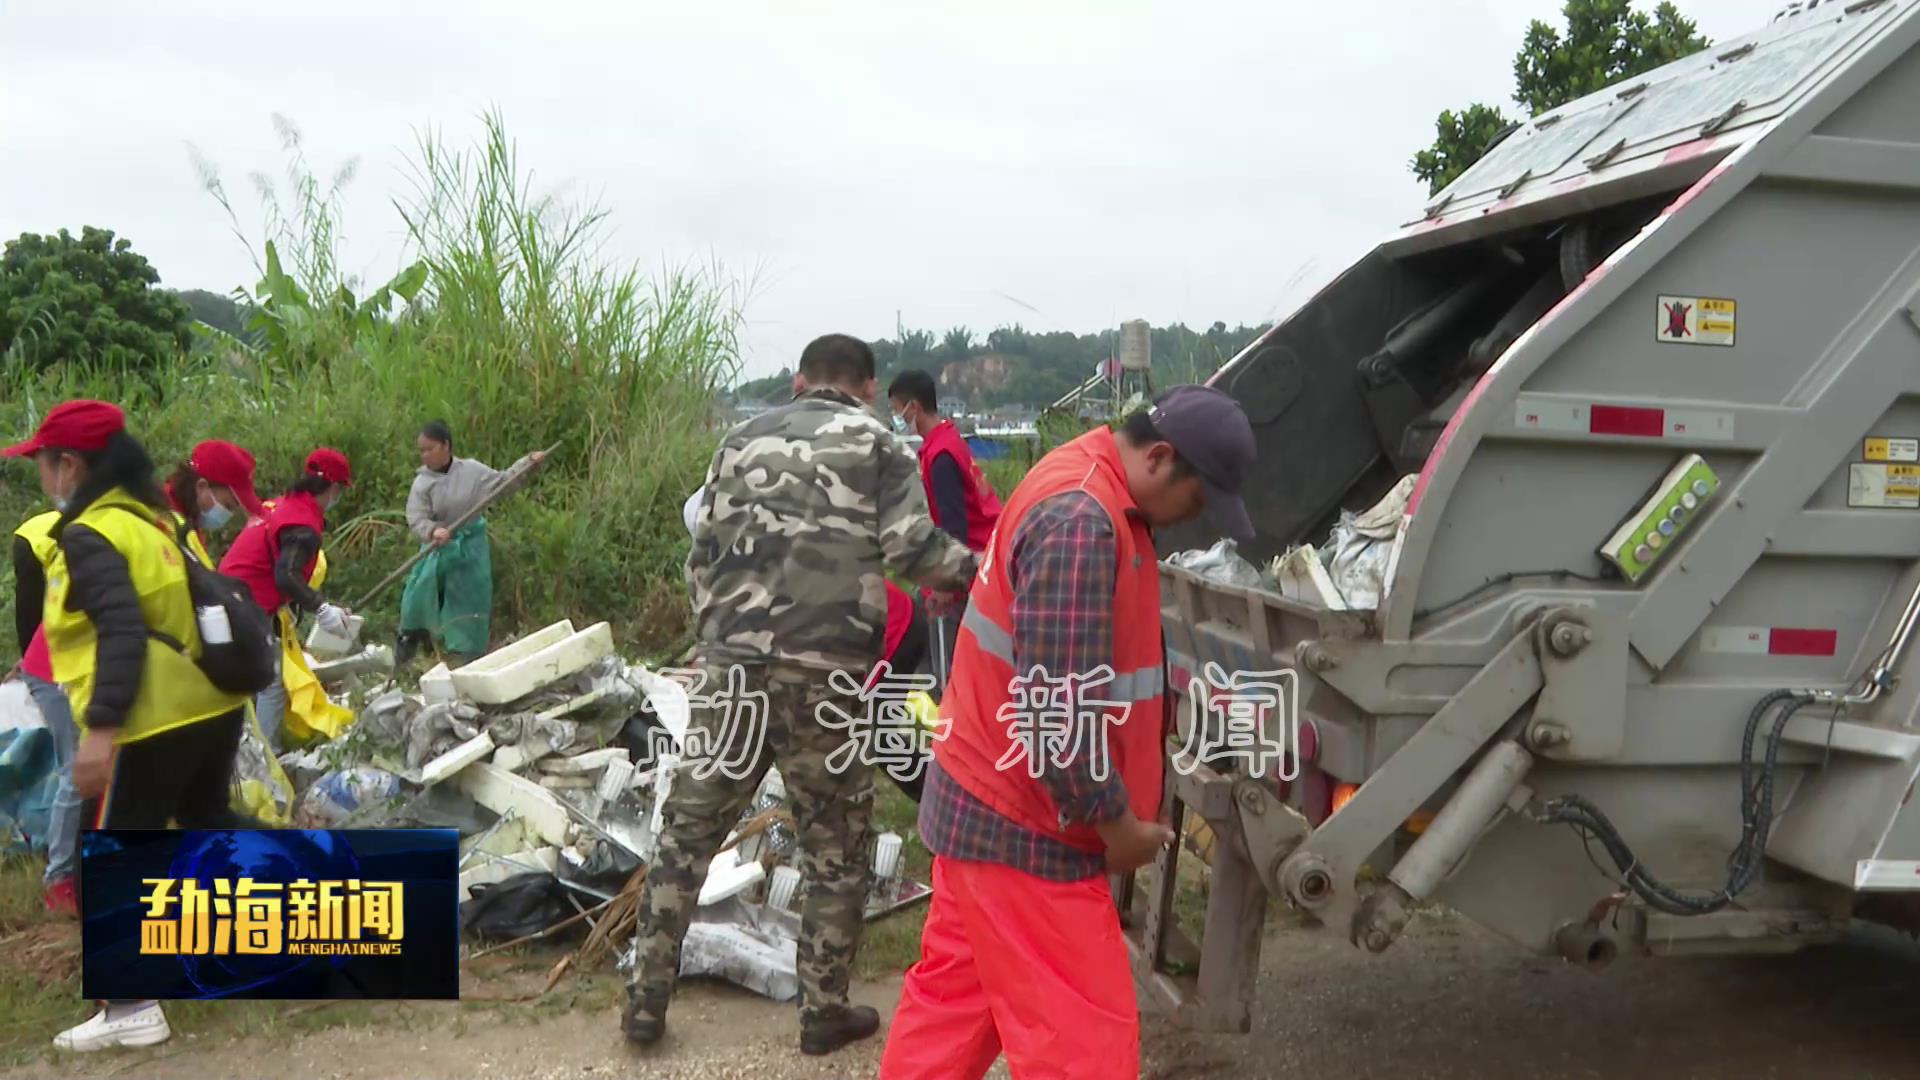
[217,448,354,748]
[878,386,1256,1080]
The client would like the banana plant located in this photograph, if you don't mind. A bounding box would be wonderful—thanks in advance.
[207,240,429,370]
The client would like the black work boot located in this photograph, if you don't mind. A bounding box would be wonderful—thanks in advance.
[394,631,428,667]
[799,1004,881,1056]
[622,989,669,1045]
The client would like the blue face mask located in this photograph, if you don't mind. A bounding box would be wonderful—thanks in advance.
[201,501,234,531]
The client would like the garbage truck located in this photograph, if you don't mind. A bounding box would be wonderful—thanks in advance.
[1130,0,1920,1032]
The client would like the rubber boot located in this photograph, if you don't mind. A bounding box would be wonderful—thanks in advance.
[799,1004,881,1056]
[622,988,669,1045]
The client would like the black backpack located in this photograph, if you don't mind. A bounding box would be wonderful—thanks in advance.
[115,507,281,696]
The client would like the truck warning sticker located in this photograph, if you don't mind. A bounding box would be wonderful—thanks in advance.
[1848,463,1920,508]
[1656,295,1736,347]
[1864,437,1920,463]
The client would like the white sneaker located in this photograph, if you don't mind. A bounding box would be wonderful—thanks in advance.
[53,1004,171,1052]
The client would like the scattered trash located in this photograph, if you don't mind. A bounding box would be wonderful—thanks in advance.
[0,726,55,855]
[294,766,407,829]
[243,614,937,1002]
[675,901,800,1002]
[305,613,366,660]
[462,871,588,943]
[451,620,614,705]
[1322,474,1415,611]
[0,681,42,735]
[1270,544,1347,610]
[1166,537,1266,590]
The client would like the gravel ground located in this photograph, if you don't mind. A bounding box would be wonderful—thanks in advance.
[13,913,1920,1079]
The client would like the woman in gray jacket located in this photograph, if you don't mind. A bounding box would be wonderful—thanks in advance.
[396,420,543,665]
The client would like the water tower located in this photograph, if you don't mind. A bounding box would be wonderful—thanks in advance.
[1113,319,1154,414]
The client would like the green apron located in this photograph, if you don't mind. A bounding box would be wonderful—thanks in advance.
[398,518,494,658]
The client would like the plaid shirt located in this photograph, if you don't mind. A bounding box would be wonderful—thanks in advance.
[920,489,1129,882]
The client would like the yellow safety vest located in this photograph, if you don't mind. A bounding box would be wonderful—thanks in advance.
[166,511,216,570]
[14,510,59,566]
[43,489,247,742]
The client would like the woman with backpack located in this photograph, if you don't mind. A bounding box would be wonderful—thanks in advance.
[218,448,355,750]
[3,400,254,1052]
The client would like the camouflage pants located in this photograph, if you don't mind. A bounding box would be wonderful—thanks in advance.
[629,663,874,1027]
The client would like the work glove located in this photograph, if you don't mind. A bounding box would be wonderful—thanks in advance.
[315,603,353,637]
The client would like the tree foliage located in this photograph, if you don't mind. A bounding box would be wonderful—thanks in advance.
[1411,0,1710,194]
[0,226,191,369]
[738,319,1266,410]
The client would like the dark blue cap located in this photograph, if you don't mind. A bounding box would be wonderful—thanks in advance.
[1147,384,1257,541]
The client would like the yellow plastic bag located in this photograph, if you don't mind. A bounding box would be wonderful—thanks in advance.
[277,551,354,744]
[232,699,295,824]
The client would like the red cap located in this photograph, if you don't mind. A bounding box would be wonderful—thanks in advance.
[2,400,126,459]
[189,440,266,518]
[305,447,353,486]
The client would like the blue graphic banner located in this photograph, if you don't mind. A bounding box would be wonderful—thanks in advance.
[81,829,458,1000]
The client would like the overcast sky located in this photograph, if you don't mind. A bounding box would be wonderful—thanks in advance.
[3,0,1772,378]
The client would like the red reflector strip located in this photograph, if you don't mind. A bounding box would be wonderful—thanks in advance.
[1700,626,1837,656]
[1769,628,1838,657]
[1589,404,1665,437]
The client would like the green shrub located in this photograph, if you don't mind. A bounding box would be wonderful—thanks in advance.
[0,112,743,661]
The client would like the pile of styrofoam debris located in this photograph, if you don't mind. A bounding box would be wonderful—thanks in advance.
[280,618,932,1002]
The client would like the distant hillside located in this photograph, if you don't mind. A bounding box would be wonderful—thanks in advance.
[733,320,1266,408]
[176,288,261,348]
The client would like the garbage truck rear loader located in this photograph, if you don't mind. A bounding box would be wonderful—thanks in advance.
[1132,0,1920,1031]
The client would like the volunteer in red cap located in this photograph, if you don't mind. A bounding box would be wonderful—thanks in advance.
[879,385,1256,1080]
[218,447,355,749]
[3,400,254,1053]
[163,439,266,563]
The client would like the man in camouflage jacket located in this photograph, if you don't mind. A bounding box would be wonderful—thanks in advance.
[625,333,977,1056]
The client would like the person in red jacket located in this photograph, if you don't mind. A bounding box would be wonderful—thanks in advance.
[878,386,1255,1080]
[886,370,1001,683]
[217,448,354,749]
[886,370,1002,553]
[161,439,266,559]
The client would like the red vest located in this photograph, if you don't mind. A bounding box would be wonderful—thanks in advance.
[933,428,1166,852]
[218,491,325,613]
[918,419,1002,553]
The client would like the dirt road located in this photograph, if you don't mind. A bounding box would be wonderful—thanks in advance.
[13,912,1920,1079]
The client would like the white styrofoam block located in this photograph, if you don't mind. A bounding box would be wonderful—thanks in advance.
[535,687,610,722]
[492,744,550,773]
[450,621,615,705]
[455,762,573,847]
[537,748,631,775]
[699,845,768,906]
[305,615,365,660]
[421,730,495,786]
[460,620,576,674]
[419,663,455,704]
[459,846,559,900]
[0,681,44,734]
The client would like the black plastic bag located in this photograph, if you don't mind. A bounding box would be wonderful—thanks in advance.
[460,872,584,943]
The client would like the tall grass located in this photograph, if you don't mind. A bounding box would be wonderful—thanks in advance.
[1,112,744,657]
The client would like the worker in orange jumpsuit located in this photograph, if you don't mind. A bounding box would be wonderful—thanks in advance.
[879,386,1256,1080]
